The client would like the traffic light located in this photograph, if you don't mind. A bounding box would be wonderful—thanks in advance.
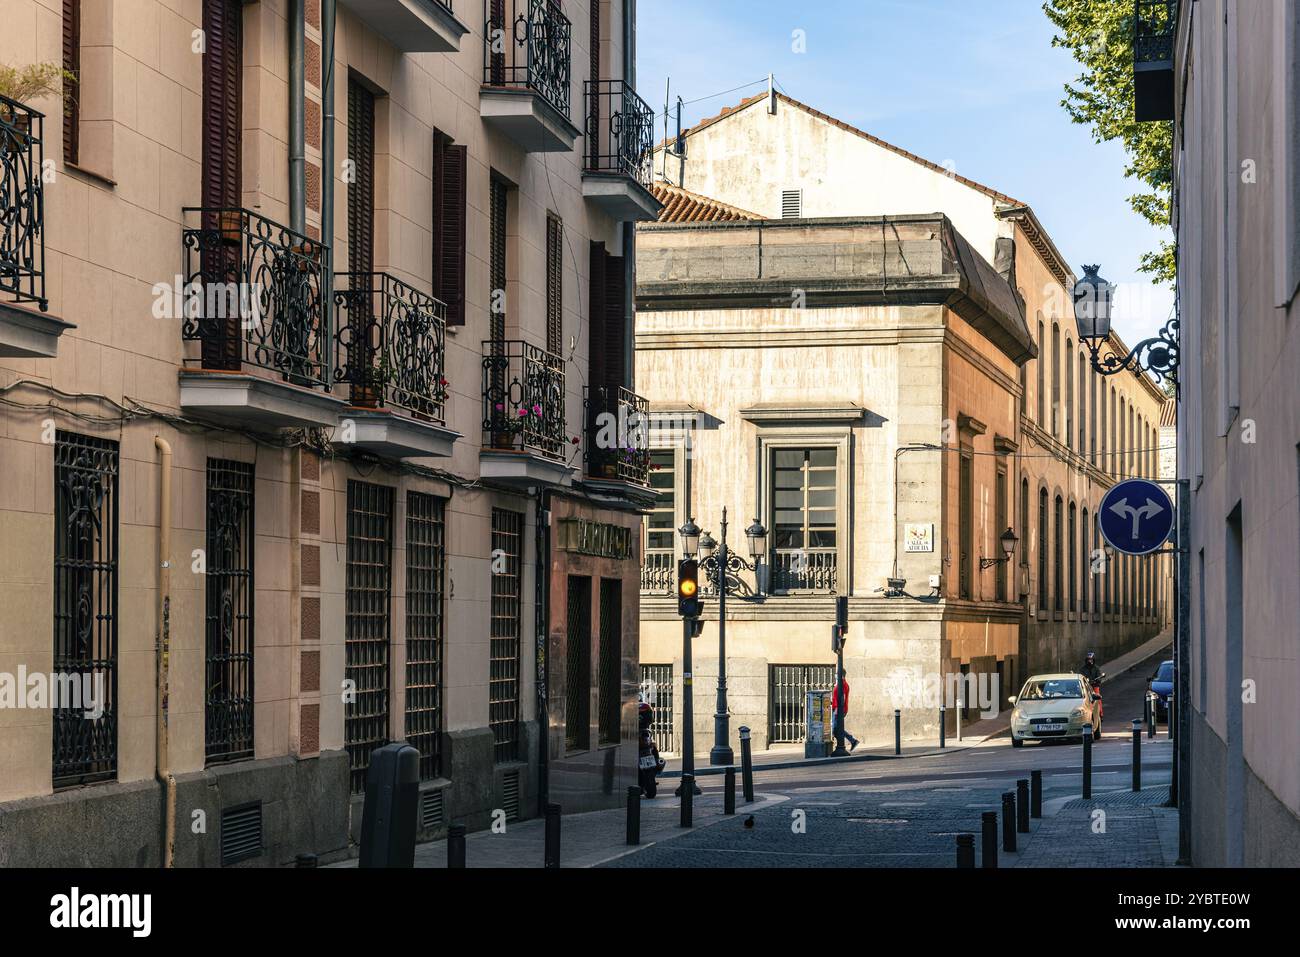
[832,595,848,653]
[677,559,701,618]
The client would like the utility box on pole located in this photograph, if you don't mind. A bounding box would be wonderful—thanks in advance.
[805,689,833,758]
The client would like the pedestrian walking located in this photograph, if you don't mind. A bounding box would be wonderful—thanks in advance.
[832,675,859,752]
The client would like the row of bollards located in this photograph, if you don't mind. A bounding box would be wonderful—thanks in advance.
[958,772,1043,868]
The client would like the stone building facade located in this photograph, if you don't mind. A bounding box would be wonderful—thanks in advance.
[0,0,657,865]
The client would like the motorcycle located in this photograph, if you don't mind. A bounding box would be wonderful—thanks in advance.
[637,702,665,798]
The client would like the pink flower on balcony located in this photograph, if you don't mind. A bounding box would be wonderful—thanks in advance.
[518,408,529,417]
[532,404,542,416]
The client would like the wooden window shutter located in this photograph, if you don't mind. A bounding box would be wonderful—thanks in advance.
[546,214,563,355]
[347,80,376,276]
[489,0,506,85]
[62,0,80,166]
[202,0,243,211]
[602,249,626,393]
[588,0,600,168]
[487,177,507,339]
[436,143,468,327]
[587,242,607,395]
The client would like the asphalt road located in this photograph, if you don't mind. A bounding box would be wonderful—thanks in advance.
[605,646,1174,868]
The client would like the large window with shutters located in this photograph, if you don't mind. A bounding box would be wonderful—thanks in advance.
[588,242,627,397]
[205,459,254,765]
[345,481,394,793]
[489,177,509,343]
[546,212,563,355]
[771,448,837,593]
[347,78,375,277]
[490,509,523,763]
[432,132,467,326]
[406,492,446,781]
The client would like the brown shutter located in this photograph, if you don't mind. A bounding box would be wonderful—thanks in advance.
[438,144,468,326]
[602,250,626,393]
[489,0,505,85]
[587,241,606,396]
[588,0,600,167]
[546,214,563,355]
[62,0,80,166]
[347,79,375,276]
[202,0,242,211]
[487,177,507,340]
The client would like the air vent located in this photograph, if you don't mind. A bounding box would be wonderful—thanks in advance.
[421,789,445,830]
[220,802,263,866]
[781,189,802,219]
[501,769,520,822]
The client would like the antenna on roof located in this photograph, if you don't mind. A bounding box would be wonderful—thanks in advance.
[767,73,777,114]
[662,78,671,182]
[676,96,685,185]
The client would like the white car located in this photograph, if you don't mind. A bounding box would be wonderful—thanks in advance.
[1009,673,1102,747]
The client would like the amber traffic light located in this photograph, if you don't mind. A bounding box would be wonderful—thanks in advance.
[677,559,701,618]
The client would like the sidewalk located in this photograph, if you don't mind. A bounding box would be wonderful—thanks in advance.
[327,791,788,869]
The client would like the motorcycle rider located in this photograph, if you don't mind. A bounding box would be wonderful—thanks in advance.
[1081,651,1103,685]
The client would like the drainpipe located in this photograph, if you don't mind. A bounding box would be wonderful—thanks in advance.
[154,436,176,868]
[622,0,636,386]
[321,0,337,384]
[289,0,306,234]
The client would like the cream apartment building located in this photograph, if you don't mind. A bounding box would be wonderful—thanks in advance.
[636,93,1169,754]
[0,0,658,866]
[1159,0,1300,866]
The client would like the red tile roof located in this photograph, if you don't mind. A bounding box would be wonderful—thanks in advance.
[648,182,764,224]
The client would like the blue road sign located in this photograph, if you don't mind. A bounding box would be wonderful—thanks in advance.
[1099,479,1175,555]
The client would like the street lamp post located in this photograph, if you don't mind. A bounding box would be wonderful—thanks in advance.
[698,507,767,767]
[1072,264,1179,384]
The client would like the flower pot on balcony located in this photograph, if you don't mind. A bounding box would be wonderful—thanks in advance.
[0,107,30,153]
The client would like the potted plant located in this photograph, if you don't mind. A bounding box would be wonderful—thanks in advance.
[0,62,76,153]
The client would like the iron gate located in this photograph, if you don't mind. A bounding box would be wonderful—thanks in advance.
[768,664,835,744]
[489,509,522,763]
[345,481,394,793]
[205,458,254,764]
[565,576,591,751]
[597,578,621,745]
[405,492,446,780]
[639,664,674,754]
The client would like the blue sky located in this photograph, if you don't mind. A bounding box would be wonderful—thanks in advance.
[637,0,1174,346]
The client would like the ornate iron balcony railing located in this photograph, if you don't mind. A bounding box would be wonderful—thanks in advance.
[641,550,675,594]
[771,548,838,595]
[1134,0,1177,64]
[484,0,572,119]
[334,272,448,423]
[181,208,329,389]
[584,384,650,485]
[482,339,567,461]
[0,94,47,311]
[584,80,654,185]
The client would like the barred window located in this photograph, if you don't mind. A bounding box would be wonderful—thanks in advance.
[345,481,394,793]
[490,508,523,763]
[205,459,254,765]
[565,575,591,752]
[406,492,446,781]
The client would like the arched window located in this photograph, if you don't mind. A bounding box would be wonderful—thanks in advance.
[1081,507,1089,615]
[1036,316,1045,425]
[1068,502,1077,613]
[1065,337,1074,449]
[1038,488,1049,612]
[1079,354,1088,454]
[1051,323,1061,439]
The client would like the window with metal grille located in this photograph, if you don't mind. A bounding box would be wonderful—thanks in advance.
[781,189,802,219]
[768,664,835,744]
[490,508,523,763]
[597,578,622,745]
[1037,488,1049,612]
[53,431,119,788]
[432,130,467,326]
[639,664,674,754]
[345,480,394,793]
[205,459,254,765]
[771,448,837,593]
[405,492,446,781]
[546,212,563,355]
[566,576,591,751]
[641,449,676,593]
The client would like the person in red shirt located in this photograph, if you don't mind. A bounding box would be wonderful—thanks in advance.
[831,675,859,752]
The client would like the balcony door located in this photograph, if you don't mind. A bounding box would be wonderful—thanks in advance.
[200,0,243,370]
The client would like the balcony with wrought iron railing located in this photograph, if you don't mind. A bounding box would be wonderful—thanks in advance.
[581,79,661,221]
[332,272,459,458]
[1,94,73,358]
[338,0,468,53]
[770,548,838,595]
[1133,0,1177,122]
[480,339,574,484]
[641,550,675,595]
[178,207,344,429]
[584,385,652,489]
[480,0,579,152]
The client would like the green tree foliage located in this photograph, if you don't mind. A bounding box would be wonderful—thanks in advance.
[1043,0,1175,284]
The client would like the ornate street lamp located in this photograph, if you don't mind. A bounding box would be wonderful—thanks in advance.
[678,516,702,559]
[1073,264,1179,384]
[980,527,1019,570]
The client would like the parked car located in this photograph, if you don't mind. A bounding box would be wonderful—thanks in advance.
[1009,673,1103,747]
[1148,659,1174,720]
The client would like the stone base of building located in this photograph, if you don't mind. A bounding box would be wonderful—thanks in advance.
[0,750,350,867]
[1189,707,1300,867]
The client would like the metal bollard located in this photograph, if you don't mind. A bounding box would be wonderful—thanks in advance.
[981,811,998,869]
[1168,691,1176,742]
[894,709,901,755]
[1016,779,1030,833]
[1147,694,1156,738]
[939,706,946,749]
[955,833,975,869]
[739,726,755,803]
[543,803,561,868]
[1030,769,1043,819]
[1001,792,1017,853]
[724,766,736,815]
[625,787,640,846]
[1132,719,1142,792]
[448,824,467,868]
[680,774,694,828]
[1082,723,1093,799]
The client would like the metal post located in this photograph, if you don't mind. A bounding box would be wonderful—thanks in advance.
[956,696,963,741]
[680,774,694,828]
[939,705,946,748]
[740,726,754,803]
[1017,779,1030,833]
[1132,718,1142,792]
[543,804,561,868]
[1082,723,1093,799]
[955,833,975,869]
[981,811,998,868]
[894,708,901,755]
[676,615,696,796]
[1030,769,1043,818]
[724,766,736,815]
[1169,690,1176,743]
[625,787,640,845]
[1001,792,1017,853]
[1148,693,1156,738]
[710,511,734,766]
[448,824,466,868]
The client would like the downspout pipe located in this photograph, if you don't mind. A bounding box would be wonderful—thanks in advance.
[289,0,306,235]
[622,0,636,387]
[154,436,176,868]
